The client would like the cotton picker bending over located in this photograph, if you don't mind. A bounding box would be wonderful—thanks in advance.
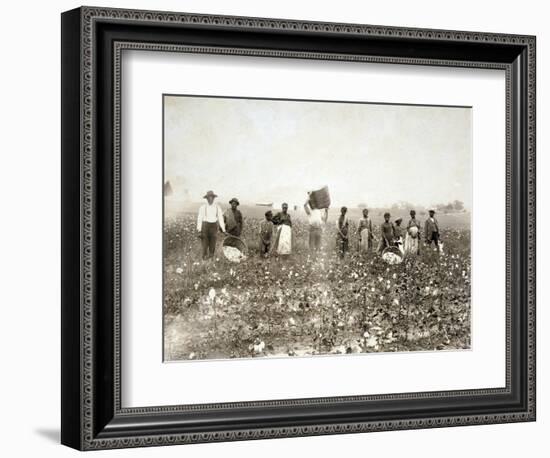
[196,190,226,260]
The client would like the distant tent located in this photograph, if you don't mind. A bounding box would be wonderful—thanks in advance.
[164,181,173,197]
[255,202,273,207]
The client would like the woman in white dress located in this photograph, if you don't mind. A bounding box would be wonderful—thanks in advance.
[272,203,292,256]
[404,210,421,256]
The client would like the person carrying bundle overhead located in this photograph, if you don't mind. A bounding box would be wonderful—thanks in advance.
[304,192,328,254]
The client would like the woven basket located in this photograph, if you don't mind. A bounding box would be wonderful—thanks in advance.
[222,235,247,261]
[308,186,331,210]
[381,246,404,264]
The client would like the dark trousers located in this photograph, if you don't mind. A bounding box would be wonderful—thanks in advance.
[201,222,218,259]
[337,236,349,257]
[260,241,271,255]
[426,231,440,247]
[308,226,322,252]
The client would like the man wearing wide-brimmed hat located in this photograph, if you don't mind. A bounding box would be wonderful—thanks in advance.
[196,190,226,259]
[223,197,243,238]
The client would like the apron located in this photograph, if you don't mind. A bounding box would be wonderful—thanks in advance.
[404,231,419,255]
[360,228,370,252]
[276,225,292,255]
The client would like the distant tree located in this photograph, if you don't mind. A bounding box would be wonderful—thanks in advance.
[357,202,368,209]
[390,201,415,211]
[435,200,465,213]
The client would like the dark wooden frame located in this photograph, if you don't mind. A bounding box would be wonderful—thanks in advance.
[61,6,536,450]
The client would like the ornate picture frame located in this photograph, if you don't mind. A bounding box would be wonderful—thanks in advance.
[61,6,536,450]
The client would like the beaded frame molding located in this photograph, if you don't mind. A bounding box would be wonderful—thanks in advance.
[61,6,536,451]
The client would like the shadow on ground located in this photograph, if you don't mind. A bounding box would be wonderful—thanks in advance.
[35,428,59,443]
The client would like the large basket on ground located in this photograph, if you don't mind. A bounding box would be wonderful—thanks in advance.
[222,235,248,263]
[381,246,404,265]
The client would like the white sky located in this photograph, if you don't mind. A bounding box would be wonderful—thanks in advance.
[164,95,472,209]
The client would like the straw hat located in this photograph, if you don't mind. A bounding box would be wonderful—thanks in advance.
[203,190,218,199]
[229,197,240,205]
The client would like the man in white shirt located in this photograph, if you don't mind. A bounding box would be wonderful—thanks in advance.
[196,190,226,259]
[304,195,328,254]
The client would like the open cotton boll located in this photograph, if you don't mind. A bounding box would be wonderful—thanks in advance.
[223,246,246,263]
[382,252,403,265]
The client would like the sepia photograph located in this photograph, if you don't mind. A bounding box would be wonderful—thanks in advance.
[163,94,472,362]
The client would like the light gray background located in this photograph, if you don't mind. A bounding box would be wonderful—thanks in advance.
[165,95,472,209]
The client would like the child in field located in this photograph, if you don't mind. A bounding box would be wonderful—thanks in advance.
[259,210,274,257]
[377,212,395,254]
[336,206,350,258]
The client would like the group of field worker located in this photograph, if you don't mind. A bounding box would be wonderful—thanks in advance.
[196,190,441,260]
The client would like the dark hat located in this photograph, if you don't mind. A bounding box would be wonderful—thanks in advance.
[384,212,391,218]
[341,206,348,212]
[265,210,273,218]
[229,197,240,205]
[203,190,218,199]
[429,209,435,214]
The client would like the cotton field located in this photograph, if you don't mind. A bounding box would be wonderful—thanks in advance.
[163,213,471,361]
